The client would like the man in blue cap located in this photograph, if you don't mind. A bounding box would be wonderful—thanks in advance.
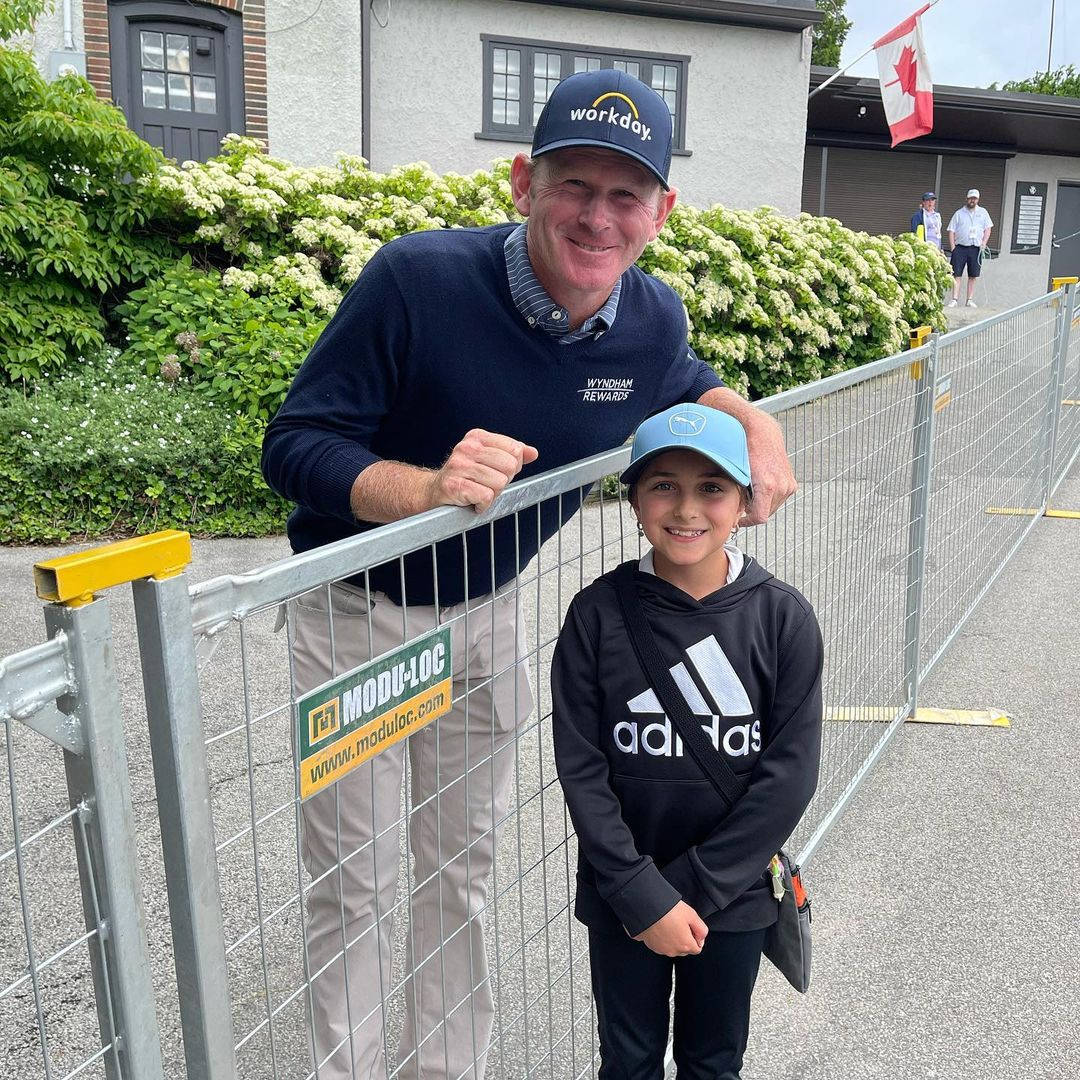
[263,68,796,1080]
[911,191,942,249]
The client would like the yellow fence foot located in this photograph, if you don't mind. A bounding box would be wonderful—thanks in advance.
[985,507,1080,518]
[907,707,1010,728]
[826,706,1010,728]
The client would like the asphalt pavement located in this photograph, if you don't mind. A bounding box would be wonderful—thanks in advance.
[1,466,1077,1080]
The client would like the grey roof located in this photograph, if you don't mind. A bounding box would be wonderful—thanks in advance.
[808,66,1080,157]
[516,1,823,31]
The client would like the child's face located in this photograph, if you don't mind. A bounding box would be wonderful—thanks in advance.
[631,449,746,574]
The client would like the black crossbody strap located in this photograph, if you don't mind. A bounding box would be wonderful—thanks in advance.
[613,564,749,810]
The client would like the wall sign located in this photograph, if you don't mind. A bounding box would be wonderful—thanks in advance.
[1011,182,1047,255]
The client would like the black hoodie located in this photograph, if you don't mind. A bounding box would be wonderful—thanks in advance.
[551,557,823,937]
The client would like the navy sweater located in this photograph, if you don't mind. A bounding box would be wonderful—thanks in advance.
[551,559,823,936]
[262,224,721,605]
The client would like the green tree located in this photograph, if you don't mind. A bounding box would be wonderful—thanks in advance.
[0,7,171,381]
[811,0,852,68]
[998,64,1080,98]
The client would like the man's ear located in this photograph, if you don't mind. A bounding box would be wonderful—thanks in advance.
[650,186,678,238]
[510,153,534,216]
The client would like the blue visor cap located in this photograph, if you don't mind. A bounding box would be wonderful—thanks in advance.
[531,69,673,189]
[621,404,752,495]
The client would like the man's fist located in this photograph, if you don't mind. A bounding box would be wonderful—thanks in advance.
[430,429,539,512]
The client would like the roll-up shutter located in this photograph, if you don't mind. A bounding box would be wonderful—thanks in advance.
[801,145,822,217]
[937,156,1006,245]
[819,147,938,235]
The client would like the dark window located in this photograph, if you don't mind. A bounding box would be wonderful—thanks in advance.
[480,36,689,152]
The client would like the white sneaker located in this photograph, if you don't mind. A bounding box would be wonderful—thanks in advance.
[966,300,978,308]
[947,299,958,307]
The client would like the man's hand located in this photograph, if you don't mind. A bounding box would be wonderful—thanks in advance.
[698,387,796,524]
[430,429,539,513]
[632,901,708,957]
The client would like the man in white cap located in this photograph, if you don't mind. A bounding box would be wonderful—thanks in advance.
[946,189,994,307]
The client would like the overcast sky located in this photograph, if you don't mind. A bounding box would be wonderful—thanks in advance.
[839,0,1080,89]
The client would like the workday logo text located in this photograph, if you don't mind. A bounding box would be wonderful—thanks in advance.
[570,92,652,143]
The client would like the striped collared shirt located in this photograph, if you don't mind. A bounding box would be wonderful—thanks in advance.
[504,223,620,344]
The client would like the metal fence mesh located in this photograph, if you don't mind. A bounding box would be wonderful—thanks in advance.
[1,288,1076,1080]
[0,724,116,1080]
[919,302,1060,677]
[1053,303,1080,491]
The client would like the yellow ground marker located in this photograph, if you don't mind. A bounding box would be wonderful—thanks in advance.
[985,507,1080,519]
[1062,400,1080,406]
[826,707,1010,728]
[34,529,191,606]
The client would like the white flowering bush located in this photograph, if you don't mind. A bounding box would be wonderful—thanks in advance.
[640,204,951,397]
[3,120,950,539]
[132,137,949,419]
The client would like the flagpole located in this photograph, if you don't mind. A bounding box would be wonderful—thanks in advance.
[808,0,944,100]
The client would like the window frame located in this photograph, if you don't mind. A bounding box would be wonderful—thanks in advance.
[477,34,691,155]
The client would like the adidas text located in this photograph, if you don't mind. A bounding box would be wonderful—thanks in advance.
[613,715,761,758]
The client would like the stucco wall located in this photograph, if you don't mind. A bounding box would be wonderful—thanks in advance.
[18,0,85,78]
[264,0,364,165]
[367,0,811,213]
[988,155,1080,306]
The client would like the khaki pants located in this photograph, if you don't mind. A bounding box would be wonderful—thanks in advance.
[289,583,532,1080]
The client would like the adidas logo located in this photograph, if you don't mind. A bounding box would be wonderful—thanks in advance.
[615,634,759,759]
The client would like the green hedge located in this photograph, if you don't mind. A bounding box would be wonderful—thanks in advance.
[1,22,952,541]
[0,350,288,541]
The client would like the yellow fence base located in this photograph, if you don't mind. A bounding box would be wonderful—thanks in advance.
[826,706,1010,728]
[985,507,1080,519]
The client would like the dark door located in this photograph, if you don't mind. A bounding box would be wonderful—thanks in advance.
[128,20,227,161]
[1049,182,1080,286]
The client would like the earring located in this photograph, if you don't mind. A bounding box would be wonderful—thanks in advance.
[636,521,644,537]
[729,524,739,542]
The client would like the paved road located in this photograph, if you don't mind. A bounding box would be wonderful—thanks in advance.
[1,469,1076,1080]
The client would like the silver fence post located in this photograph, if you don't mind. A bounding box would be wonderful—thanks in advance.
[132,571,237,1080]
[42,598,167,1080]
[903,333,940,714]
[1044,282,1076,505]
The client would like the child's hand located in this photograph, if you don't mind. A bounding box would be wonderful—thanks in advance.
[633,902,708,957]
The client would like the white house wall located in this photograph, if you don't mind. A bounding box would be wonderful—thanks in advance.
[264,0,364,166]
[991,155,1080,303]
[19,0,85,77]
[366,0,811,214]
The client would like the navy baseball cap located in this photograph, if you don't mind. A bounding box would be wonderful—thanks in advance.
[921,191,936,200]
[621,404,752,495]
[531,69,674,188]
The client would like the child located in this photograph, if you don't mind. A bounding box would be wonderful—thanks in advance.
[551,403,823,1079]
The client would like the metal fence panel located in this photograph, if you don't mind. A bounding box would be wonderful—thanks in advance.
[1,285,1076,1080]
[1052,288,1080,493]
[0,601,165,1080]
[918,297,1062,679]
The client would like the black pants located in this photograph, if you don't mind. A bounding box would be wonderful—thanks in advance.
[589,924,767,1080]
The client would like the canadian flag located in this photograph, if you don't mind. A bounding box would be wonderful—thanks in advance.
[874,4,933,147]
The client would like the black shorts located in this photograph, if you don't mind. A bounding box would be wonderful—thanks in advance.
[951,244,982,278]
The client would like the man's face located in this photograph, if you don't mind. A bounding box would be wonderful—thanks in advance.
[922,198,936,211]
[510,148,677,303]
[967,195,979,208]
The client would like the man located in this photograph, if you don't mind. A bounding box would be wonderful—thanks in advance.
[911,190,941,249]
[947,188,993,308]
[262,69,796,1080]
